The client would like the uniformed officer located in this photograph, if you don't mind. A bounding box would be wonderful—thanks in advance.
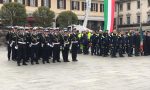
[133,31,140,56]
[17,30,28,66]
[90,32,98,55]
[25,29,32,61]
[11,29,18,61]
[102,32,109,57]
[110,32,118,58]
[71,35,78,61]
[118,33,124,57]
[52,33,61,63]
[143,31,149,56]
[97,31,103,56]
[82,32,89,55]
[6,29,13,61]
[62,32,70,62]
[30,30,39,65]
[41,30,50,64]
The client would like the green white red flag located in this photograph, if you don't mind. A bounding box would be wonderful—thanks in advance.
[104,0,115,33]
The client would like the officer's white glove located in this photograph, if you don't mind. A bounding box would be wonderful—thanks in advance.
[15,45,18,49]
[29,44,32,47]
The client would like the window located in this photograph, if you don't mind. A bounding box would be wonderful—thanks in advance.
[15,0,25,4]
[119,17,123,25]
[91,3,98,12]
[71,1,80,10]
[41,0,51,8]
[127,3,130,10]
[100,4,104,12]
[137,16,140,23]
[137,1,140,9]
[17,0,22,4]
[148,0,150,6]
[119,3,123,11]
[82,2,86,11]
[28,0,38,7]
[57,0,66,9]
[30,0,35,6]
[127,16,130,24]
[147,15,150,22]
[3,0,11,3]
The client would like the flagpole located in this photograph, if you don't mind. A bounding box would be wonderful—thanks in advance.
[140,0,144,54]
[140,0,142,29]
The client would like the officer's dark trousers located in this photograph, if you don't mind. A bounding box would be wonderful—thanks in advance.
[7,44,11,60]
[53,44,60,62]
[49,47,53,58]
[17,44,26,65]
[135,46,140,56]
[111,46,117,57]
[71,43,78,61]
[103,46,108,56]
[31,45,39,64]
[91,45,96,55]
[37,43,42,60]
[83,45,88,54]
[127,46,133,56]
[62,47,69,62]
[97,45,102,56]
[119,46,123,57]
[42,45,50,63]
[26,43,31,60]
[12,44,18,60]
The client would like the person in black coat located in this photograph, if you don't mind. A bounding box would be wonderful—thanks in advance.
[62,32,70,62]
[71,35,78,61]
[6,29,13,61]
[133,32,140,56]
[110,32,118,58]
[90,32,98,55]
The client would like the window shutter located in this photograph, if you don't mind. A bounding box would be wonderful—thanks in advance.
[41,0,44,6]
[96,3,98,12]
[72,1,74,10]
[35,0,38,7]
[49,0,51,8]
[57,0,60,9]
[82,2,84,11]
[23,0,25,5]
[78,1,80,10]
[91,3,93,11]
[28,0,30,6]
[9,0,12,2]
[64,0,66,9]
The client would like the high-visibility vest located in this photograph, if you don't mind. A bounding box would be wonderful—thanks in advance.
[78,33,83,39]
[88,32,92,40]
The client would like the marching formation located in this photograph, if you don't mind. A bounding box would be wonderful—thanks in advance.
[6,28,150,66]
[6,28,79,66]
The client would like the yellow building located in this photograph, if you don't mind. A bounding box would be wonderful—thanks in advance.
[0,0,104,30]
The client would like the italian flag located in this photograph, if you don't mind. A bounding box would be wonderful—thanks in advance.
[104,0,115,33]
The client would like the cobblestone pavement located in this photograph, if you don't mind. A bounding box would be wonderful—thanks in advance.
[0,47,150,90]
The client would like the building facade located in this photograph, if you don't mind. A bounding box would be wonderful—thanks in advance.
[115,0,150,31]
[0,0,104,30]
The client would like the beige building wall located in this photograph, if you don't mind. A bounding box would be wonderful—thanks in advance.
[115,0,150,30]
[0,0,104,21]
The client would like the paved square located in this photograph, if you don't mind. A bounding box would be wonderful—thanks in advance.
[0,47,150,90]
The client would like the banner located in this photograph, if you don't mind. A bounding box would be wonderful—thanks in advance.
[104,0,115,33]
